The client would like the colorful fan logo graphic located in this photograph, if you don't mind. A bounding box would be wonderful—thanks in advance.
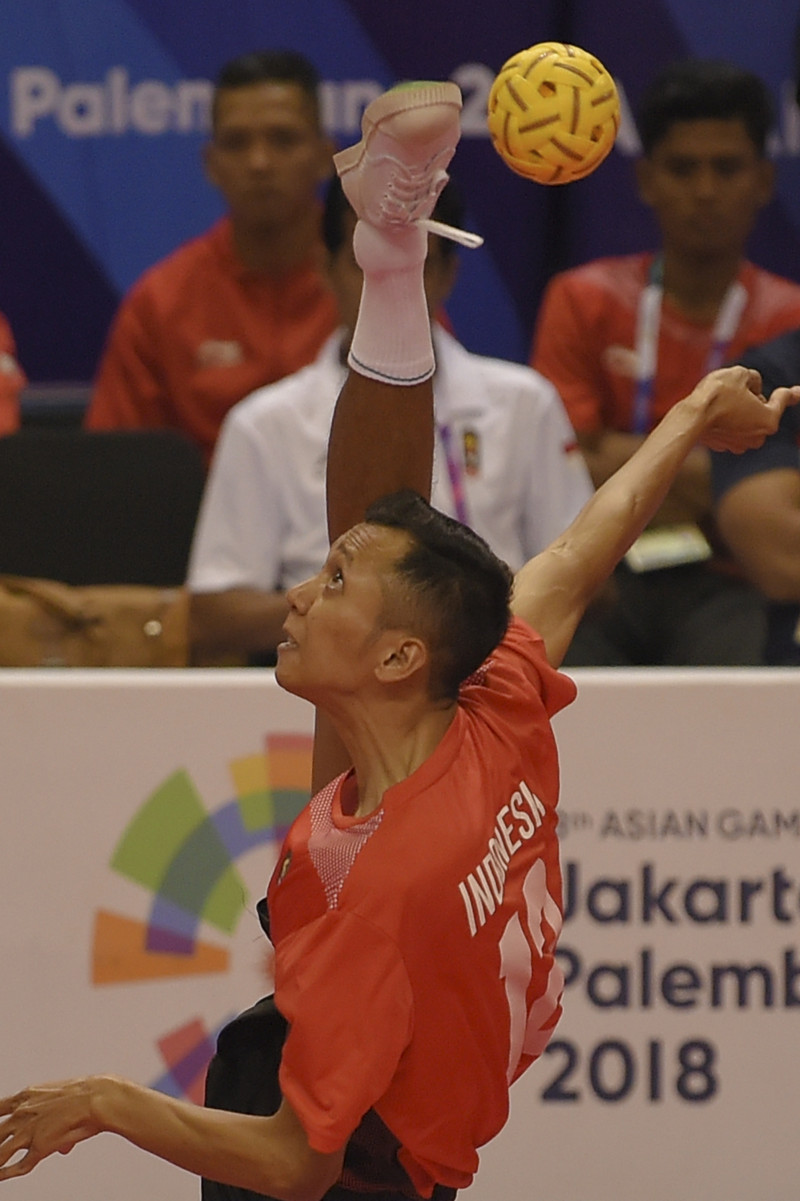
[91,731,312,1102]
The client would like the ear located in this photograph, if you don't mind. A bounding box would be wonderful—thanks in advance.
[373,634,429,686]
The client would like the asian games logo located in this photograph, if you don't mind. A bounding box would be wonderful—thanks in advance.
[91,732,312,1103]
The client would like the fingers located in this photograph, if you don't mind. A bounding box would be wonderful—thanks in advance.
[742,366,764,397]
[767,384,800,414]
[0,1093,23,1120]
[705,364,763,396]
[0,1116,37,1181]
[0,1082,89,1183]
[0,1147,37,1181]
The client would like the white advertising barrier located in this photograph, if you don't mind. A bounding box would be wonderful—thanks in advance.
[0,668,797,1201]
[0,671,314,1201]
[467,668,800,1201]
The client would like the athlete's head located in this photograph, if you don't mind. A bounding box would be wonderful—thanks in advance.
[204,50,332,231]
[365,491,513,701]
[277,492,513,707]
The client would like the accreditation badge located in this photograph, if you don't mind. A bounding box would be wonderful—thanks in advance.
[462,427,480,476]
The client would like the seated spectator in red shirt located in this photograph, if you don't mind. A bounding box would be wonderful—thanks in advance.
[85,49,338,465]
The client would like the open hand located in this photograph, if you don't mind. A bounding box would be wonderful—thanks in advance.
[0,1079,102,1180]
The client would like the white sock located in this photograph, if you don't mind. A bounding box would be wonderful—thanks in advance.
[347,220,434,386]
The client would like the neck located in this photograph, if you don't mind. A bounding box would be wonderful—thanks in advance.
[330,694,457,818]
[659,249,743,322]
[230,207,323,275]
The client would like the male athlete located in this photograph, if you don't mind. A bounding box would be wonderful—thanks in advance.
[0,81,795,1201]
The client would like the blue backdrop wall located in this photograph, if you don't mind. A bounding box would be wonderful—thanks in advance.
[1,0,799,382]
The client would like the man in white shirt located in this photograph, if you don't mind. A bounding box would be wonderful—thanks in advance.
[187,177,592,663]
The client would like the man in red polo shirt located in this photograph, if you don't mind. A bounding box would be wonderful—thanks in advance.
[85,49,338,465]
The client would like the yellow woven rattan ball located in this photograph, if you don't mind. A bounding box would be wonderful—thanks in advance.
[487,42,620,184]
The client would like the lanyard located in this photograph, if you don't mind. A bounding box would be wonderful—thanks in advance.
[631,258,748,435]
[436,421,469,526]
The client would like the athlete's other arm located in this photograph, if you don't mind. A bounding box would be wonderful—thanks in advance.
[512,367,800,668]
[0,1076,342,1198]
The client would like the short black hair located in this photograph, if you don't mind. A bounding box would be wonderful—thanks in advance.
[322,174,465,263]
[213,49,321,126]
[365,490,513,701]
[636,59,774,156]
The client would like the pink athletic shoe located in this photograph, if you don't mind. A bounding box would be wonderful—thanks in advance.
[334,81,482,248]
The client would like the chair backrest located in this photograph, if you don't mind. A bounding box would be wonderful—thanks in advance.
[0,428,207,586]
[20,382,92,430]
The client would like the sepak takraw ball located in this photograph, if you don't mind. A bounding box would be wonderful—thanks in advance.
[487,42,620,184]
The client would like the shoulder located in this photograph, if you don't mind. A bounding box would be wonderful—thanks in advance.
[462,617,577,720]
[537,255,650,331]
[121,220,229,306]
[544,253,649,297]
[743,262,800,306]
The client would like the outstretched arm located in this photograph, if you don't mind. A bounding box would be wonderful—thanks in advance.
[0,1078,343,1199]
[512,367,800,668]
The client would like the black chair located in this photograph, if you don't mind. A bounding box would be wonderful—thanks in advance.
[20,382,92,430]
[0,428,207,586]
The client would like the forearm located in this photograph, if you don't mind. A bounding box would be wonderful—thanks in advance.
[92,1078,335,1201]
[188,588,290,661]
[578,428,644,488]
[580,429,712,524]
[560,395,711,596]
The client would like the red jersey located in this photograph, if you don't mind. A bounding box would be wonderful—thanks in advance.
[531,254,800,434]
[0,310,25,436]
[267,618,576,1196]
[85,217,338,463]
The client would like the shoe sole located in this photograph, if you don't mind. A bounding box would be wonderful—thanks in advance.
[334,81,462,175]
